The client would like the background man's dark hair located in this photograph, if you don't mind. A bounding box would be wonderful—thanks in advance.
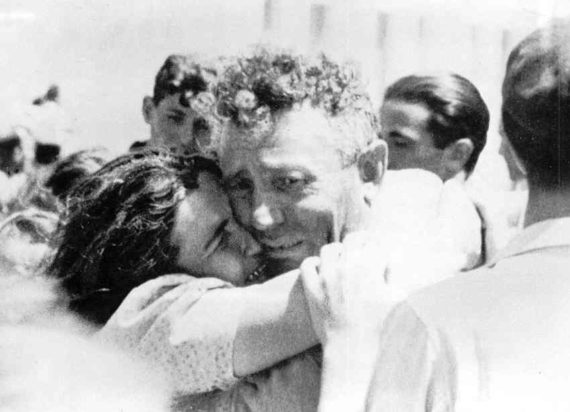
[501,20,570,187]
[384,73,490,174]
[152,54,218,106]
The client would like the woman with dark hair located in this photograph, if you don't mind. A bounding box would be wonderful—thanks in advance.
[48,150,319,401]
[49,150,244,324]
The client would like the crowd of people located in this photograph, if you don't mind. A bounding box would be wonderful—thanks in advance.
[0,17,569,412]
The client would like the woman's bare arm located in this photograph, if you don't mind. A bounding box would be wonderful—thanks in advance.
[232,269,318,377]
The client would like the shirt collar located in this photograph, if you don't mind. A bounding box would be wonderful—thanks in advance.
[491,217,570,265]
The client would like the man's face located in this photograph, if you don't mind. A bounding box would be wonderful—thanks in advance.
[380,100,447,180]
[143,93,210,154]
[220,106,369,274]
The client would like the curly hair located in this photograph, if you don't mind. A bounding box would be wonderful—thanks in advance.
[384,73,489,174]
[48,150,221,325]
[216,48,378,165]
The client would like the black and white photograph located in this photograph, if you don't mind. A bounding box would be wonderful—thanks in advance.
[1,1,570,410]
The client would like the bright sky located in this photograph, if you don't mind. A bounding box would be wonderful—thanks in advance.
[0,0,566,153]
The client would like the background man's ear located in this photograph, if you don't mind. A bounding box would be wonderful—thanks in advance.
[442,138,473,178]
[358,139,387,185]
[142,96,155,124]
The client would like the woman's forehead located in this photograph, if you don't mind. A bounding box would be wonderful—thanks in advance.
[176,173,231,230]
[192,171,230,208]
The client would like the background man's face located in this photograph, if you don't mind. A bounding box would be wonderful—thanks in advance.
[144,93,205,154]
[220,106,366,274]
[380,100,447,180]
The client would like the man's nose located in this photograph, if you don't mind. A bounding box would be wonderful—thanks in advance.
[251,191,284,231]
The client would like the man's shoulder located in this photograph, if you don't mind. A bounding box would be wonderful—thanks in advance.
[406,244,570,333]
[405,265,490,324]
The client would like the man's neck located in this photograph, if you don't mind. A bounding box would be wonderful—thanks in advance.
[524,184,570,227]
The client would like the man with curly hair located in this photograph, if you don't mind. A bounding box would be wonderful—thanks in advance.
[217,50,387,278]
[169,49,386,411]
[139,54,219,155]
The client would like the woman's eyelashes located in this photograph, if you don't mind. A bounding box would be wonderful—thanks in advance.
[203,219,229,257]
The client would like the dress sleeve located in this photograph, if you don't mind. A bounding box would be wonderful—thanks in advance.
[96,274,244,394]
[178,347,322,412]
[365,302,457,412]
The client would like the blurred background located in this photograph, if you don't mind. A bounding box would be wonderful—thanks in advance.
[0,0,568,158]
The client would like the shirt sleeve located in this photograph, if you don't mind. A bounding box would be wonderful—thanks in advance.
[365,302,457,412]
[229,347,322,412]
[96,274,244,394]
[171,347,322,412]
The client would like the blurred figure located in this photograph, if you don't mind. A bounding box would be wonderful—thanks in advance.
[0,208,58,278]
[23,84,72,169]
[45,147,110,205]
[141,54,220,155]
[0,132,29,216]
[0,274,170,412]
[1,85,75,216]
[0,132,25,176]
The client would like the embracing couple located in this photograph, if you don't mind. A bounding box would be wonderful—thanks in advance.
[49,51,416,411]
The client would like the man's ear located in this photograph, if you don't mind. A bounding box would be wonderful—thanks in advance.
[358,139,387,205]
[142,96,155,124]
[442,138,473,179]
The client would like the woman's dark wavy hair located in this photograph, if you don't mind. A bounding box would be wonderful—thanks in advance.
[384,73,490,175]
[47,149,221,325]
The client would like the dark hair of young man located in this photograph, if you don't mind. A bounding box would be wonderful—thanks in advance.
[384,73,490,174]
[152,54,217,106]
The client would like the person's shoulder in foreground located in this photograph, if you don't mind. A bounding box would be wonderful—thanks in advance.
[366,19,570,412]
[368,218,570,411]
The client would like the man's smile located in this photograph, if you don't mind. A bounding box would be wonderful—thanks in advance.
[259,238,305,257]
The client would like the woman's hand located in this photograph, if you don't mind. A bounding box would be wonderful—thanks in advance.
[300,232,401,344]
[300,233,404,412]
